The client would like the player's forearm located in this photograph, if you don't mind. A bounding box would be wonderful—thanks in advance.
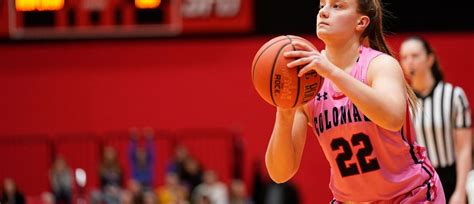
[327,68,405,131]
[265,109,299,183]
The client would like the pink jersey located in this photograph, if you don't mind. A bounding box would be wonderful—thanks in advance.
[309,46,444,202]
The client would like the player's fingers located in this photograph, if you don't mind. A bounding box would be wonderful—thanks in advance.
[321,49,327,57]
[287,56,314,68]
[291,41,319,53]
[283,50,314,58]
[298,60,317,77]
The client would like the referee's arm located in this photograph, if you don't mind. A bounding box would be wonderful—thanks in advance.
[454,128,472,199]
[453,87,472,202]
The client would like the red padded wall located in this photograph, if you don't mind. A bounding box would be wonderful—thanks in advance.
[0,137,52,195]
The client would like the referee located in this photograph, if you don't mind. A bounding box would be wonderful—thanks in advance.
[400,36,472,203]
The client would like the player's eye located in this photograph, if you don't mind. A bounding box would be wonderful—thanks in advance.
[319,4,325,9]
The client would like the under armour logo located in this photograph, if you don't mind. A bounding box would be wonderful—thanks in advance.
[317,92,328,101]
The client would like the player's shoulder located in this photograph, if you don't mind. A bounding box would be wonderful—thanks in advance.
[369,53,399,69]
[367,54,403,82]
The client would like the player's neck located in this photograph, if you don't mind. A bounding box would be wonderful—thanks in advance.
[324,39,360,71]
[412,72,436,97]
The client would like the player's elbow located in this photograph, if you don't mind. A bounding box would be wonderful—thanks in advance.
[268,171,293,184]
[265,158,297,184]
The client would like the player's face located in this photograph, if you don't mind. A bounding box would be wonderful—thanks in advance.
[316,0,362,42]
[400,40,433,81]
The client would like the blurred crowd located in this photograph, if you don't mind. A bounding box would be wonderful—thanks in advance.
[0,128,300,204]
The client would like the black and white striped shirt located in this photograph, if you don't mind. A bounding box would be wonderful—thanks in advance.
[413,81,472,168]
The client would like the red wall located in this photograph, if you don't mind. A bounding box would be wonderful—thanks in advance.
[1,33,473,203]
[0,138,52,195]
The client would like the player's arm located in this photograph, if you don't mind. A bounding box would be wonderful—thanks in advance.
[327,55,407,131]
[265,105,309,183]
[285,42,406,131]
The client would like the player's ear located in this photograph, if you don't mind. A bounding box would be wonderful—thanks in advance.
[356,15,370,32]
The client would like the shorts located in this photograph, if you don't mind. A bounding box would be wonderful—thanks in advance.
[330,173,446,204]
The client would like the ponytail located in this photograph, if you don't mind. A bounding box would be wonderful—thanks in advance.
[360,0,391,55]
[358,0,418,116]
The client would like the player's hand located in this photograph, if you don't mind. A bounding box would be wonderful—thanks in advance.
[283,41,336,78]
[449,190,465,204]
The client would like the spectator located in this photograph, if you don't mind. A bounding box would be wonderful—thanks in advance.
[91,146,123,204]
[192,170,228,204]
[100,146,123,188]
[167,145,190,174]
[251,160,265,204]
[50,156,73,204]
[120,190,134,204]
[195,195,212,204]
[125,179,144,204]
[168,145,202,194]
[41,192,55,204]
[143,191,157,204]
[156,172,188,204]
[229,179,250,204]
[263,181,300,204]
[180,157,203,194]
[0,178,25,204]
[129,127,156,190]
[251,160,300,204]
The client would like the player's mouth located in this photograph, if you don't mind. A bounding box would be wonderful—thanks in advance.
[318,22,330,26]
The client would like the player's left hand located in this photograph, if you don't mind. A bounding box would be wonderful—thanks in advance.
[449,190,466,204]
[283,41,337,79]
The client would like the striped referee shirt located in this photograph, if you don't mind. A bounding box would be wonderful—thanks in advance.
[413,81,472,168]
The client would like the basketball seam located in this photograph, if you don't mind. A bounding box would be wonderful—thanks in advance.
[270,42,292,106]
[285,35,301,108]
[252,38,289,84]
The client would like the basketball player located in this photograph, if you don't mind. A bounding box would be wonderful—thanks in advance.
[264,0,446,202]
[400,36,472,203]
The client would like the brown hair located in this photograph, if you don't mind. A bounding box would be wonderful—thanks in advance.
[357,0,418,116]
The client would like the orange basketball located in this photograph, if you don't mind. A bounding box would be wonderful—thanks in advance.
[251,35,324,108]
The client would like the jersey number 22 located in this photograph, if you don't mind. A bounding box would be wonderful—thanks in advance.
[331,133,380,177]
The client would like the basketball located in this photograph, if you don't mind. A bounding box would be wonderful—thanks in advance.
[251,35,324,109]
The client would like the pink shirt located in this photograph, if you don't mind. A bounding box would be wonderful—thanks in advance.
[309,46,439,202]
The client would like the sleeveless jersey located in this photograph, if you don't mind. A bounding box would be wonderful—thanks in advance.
[308,46,441,202]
